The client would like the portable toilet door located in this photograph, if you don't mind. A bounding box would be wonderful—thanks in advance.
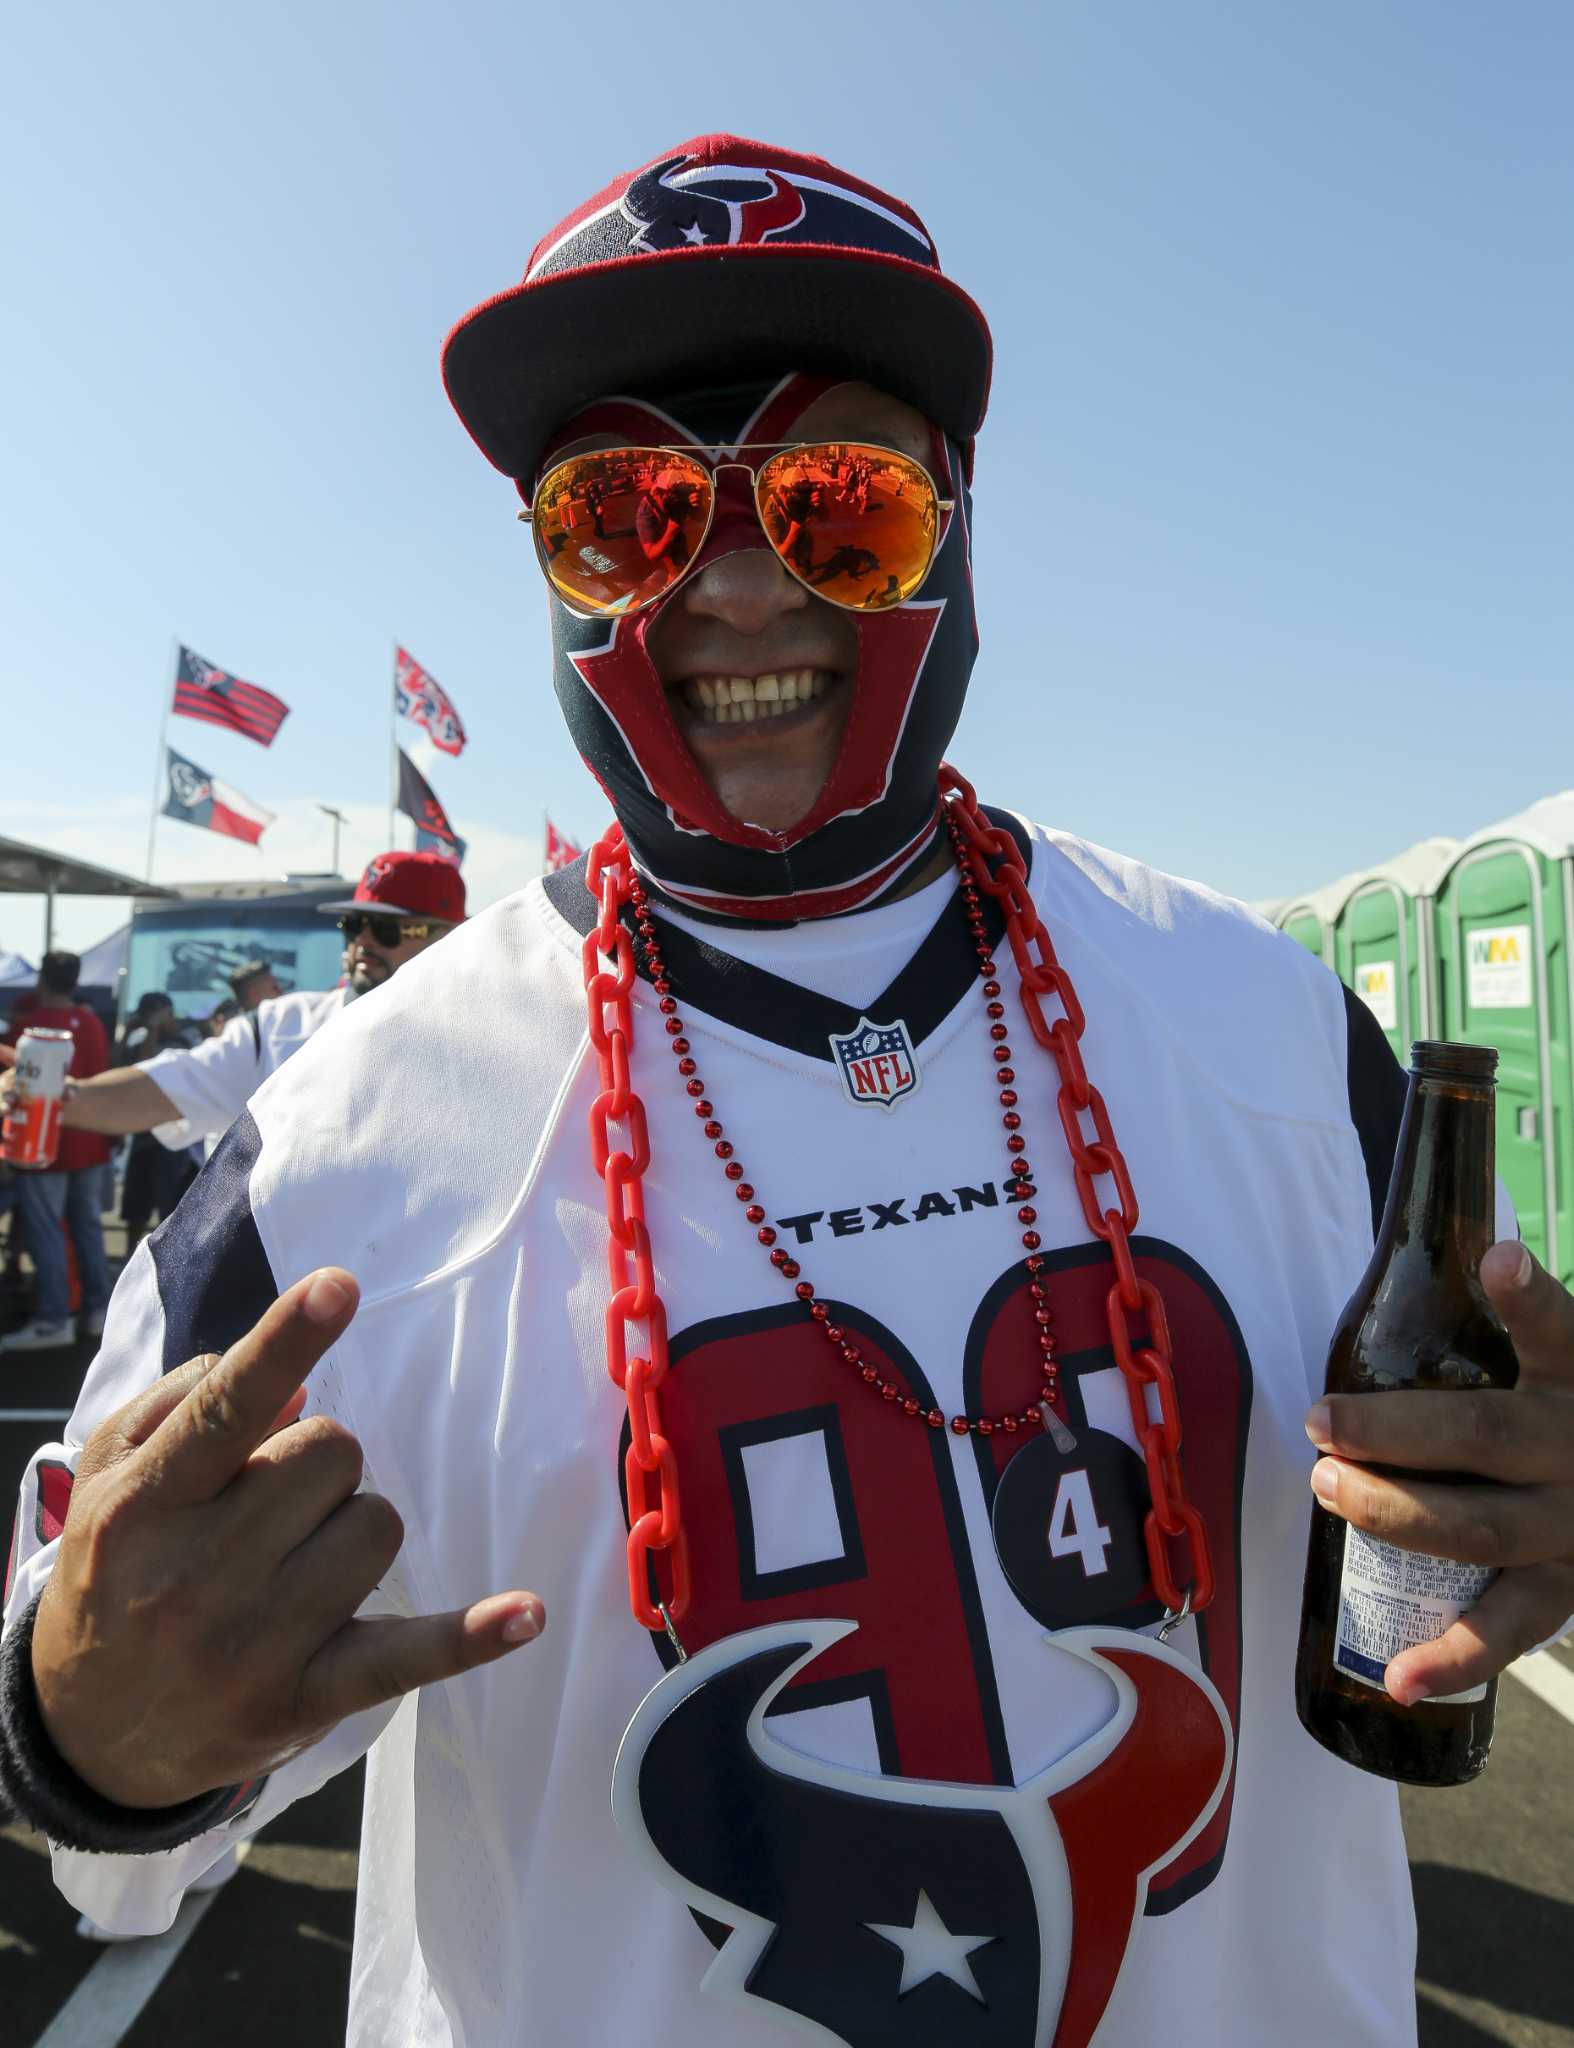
[1338,883,1410,1062]
[1434,794,1574,1287]
[1335,837,1459,1063]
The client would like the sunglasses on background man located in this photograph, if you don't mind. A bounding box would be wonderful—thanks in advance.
[338,913,439,947]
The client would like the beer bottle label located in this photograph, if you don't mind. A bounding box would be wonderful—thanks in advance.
[1333,1524,1495,1704]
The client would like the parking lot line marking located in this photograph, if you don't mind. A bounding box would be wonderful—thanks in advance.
[30,1887,221,2048]
[0,1411,73,1423]
[1507,1651,1574,1732]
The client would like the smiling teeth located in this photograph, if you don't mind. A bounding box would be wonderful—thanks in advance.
[683,670,831,723]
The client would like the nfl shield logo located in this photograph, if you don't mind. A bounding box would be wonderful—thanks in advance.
[828,1016,922,1112]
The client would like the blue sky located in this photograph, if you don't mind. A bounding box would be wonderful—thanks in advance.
[4,0,1570,960]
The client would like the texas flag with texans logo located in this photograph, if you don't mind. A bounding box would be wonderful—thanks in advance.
[160,745,274,845]
[394,646,467,757]
[171,645,290,747]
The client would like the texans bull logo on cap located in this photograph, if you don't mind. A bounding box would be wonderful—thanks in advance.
[526,146,937,282]
[829,1016,921,1111]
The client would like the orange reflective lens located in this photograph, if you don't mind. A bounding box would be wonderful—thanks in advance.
[527,442,944,617]
[753,445,941,610]
[529,449,713,617]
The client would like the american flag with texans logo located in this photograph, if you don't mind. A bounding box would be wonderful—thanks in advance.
[395,646,467,757]
[171,645,290,747]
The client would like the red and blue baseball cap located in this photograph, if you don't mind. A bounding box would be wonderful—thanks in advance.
[441,133,993,487]
[319,851,467,923]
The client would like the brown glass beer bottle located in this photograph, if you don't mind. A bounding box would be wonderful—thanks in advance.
[1295,1040,1517,1786]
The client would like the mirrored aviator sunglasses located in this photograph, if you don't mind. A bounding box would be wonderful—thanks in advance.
[520,442,952,618]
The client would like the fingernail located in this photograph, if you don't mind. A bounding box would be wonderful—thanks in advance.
[1503,1240,1532,1290]
[303,1272,350,1323]
[502,1602,543,1644]
[1309,1459,1339,1505]
[1304,1401,1332,1449]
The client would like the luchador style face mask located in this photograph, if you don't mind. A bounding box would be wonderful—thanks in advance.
[540,376,981,921]
[442,136,993,922]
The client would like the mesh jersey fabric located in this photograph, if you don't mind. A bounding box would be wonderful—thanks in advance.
[5,816,1431,2047]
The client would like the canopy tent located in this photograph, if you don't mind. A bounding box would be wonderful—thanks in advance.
[0,835,175,953]
[77,923,130,990]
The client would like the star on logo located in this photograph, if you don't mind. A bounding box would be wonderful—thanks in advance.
[865,1888,993,2002]
[679,220,707,245]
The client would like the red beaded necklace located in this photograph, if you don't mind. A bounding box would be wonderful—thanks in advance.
[581,766,1215,1644]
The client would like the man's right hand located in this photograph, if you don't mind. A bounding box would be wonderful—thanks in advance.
[29,1269,544,1810]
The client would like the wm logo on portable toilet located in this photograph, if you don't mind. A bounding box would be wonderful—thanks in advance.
[1466,925,1533,1009]
[1355,962,1398,1032]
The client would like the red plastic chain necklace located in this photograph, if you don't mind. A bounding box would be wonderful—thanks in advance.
[582,765,1215,1644]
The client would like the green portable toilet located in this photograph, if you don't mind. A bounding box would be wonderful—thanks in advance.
[1332,837,1459,1063]
[1434,792,1574,1286]
[1276,874,1359,967]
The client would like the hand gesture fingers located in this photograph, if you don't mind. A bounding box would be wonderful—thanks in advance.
[229,1414,368,1559]
[137,1269,359,1505]
[32,1266,547,1811]
[300,1593,545,1728]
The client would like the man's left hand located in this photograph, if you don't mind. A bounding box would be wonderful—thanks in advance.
[1305,1238,1574,1705]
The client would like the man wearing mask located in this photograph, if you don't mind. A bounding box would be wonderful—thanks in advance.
[0,853,464,1155]
[4,139,1572,2048]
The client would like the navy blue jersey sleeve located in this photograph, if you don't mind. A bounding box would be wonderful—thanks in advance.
[148,1111,278,1370]
[1342,984,1408,1241]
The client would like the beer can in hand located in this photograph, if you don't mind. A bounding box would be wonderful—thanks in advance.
[1,1027,75,1169]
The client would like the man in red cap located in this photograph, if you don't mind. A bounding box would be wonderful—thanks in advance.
[5,137,1572,2048]
[10,851,464,1154]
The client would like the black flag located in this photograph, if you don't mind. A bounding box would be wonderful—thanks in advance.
[397,748,463,858]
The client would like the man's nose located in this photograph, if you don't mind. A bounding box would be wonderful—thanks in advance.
[677,545,809,637]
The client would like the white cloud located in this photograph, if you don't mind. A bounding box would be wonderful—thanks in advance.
[0,795,543,965]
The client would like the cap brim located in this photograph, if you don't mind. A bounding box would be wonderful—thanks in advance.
[317,899,440,918]
[442,244,992,484]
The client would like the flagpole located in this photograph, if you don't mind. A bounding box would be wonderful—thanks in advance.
[144,637,177,881]
[388,641,399,848]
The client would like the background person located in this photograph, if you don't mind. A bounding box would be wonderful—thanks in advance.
[0,854,465,1160]
[0,952,113,1352]
[228,960,285,1011]
[115,994,202,1260]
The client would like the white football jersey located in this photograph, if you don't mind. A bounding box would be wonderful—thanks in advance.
[7,813,1443,2046]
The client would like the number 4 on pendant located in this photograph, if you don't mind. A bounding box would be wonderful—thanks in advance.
[1046,1468,1113,1579]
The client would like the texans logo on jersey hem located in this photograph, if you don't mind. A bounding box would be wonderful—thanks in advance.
[614,1622,1232,2046]
[610,1239,1254,2043]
